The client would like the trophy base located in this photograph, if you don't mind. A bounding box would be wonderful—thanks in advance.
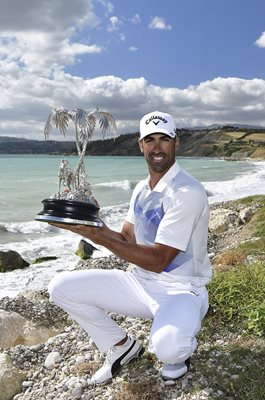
[35,199,103,227]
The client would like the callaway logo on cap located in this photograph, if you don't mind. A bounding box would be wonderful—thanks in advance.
[139,111,176,140]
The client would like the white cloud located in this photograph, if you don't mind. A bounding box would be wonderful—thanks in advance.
[96,0,114,16]
[130,14,141,24]
[0,33,104,75]
[149,17,172,30]
[255,32,265,47]
[0,0,103,76]
[107,16,122,32]
[0,1,264,140]
[119,33,126,41]
[1,72,265,139]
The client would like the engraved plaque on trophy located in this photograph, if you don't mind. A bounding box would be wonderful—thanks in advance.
[35,107,116,227]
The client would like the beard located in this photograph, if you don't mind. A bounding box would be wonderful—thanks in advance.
[145,152,175,173]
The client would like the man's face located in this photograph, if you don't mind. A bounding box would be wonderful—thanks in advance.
[138,133,179,174]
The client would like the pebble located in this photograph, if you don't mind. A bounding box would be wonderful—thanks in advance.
[44,351,62,370]
[164,379,176,386]
[0,241,258,400]
[72,385,84,398]
[22,381,33,388]
[76,355,86,364]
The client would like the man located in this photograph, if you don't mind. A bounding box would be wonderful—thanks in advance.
[48,111,212,385]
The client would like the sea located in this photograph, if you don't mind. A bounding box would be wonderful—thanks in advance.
[1,154,265,299]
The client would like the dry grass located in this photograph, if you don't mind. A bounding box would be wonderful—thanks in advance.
[250,147,265,158]
[76,360,100,375]
[245,133,265,142]
[229,336,265,349]
[225,131,247,139]
[115,378,164,400]
[213,249,247,269]
[225,131,265,141]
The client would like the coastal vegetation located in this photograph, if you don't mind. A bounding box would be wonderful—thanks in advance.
[196,195,265,400]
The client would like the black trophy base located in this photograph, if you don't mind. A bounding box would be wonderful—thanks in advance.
[35,199,103,227]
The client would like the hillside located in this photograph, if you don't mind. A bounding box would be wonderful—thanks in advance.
[1,126,265,159]
[0,136,76,155]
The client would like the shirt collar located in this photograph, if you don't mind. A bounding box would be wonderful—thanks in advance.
[146,161,181,193]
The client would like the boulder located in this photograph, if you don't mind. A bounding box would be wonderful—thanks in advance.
[76,239,97,259]
[209,209,240,234]
[239,206,254,223]
[0,310,59,348]
[0,353,26,400]
[0,250,29,272]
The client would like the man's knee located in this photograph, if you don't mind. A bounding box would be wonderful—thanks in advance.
[151,328,197,364]
[48,271,71,305]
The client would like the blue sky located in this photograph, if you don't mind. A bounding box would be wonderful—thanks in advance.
[67,0,265,88]
[0,0,265,139]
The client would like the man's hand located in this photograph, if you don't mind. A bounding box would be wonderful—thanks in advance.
[49,221,103,244]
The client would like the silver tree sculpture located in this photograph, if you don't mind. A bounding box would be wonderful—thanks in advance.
[44,107,116,202]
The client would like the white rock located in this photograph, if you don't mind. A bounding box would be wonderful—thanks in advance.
[0,309,59,348]
[13,395,22,400]
[85,353,93,361]
[72,384,84,398]
[164,379,176,386]
[45,351,62,370]
[0,353,26,400]
[22,380,33,387]
[76,355,86,364]
[209,209,240,233]
[65,376,79,389]
[239,207,253,222]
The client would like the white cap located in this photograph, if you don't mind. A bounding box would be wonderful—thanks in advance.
[139,111,176,140]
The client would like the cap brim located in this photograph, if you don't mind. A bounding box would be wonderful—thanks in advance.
[140,129,175,140]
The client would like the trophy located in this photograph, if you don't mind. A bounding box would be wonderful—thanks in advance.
[35,107,116,227]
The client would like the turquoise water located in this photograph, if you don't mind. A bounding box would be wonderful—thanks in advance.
[0,154,254,224]
[0,154,264,297]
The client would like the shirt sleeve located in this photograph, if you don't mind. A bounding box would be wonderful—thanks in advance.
[155,185,208,251]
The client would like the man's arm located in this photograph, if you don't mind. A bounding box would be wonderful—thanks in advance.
[50,220,179,274]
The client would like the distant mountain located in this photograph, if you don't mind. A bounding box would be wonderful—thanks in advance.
[1,126,265,159]
[0,136,76,155]
[191,123,265,130]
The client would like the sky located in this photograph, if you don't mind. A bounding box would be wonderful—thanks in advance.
[0,0,265,140]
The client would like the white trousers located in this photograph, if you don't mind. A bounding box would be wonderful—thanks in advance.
[48,268,209,365]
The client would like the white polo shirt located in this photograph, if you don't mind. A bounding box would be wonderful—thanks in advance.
[126,161,212,287]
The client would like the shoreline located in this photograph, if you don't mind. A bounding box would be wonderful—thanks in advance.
[0,152,264,160]
[1,194,264,299]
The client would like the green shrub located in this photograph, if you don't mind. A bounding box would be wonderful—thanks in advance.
[245,304,265,337]
[204,262,265,336]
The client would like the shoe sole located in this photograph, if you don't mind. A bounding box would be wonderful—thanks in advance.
[161,357,191,381]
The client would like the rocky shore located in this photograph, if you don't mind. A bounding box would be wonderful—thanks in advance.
[0,198,264,400]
